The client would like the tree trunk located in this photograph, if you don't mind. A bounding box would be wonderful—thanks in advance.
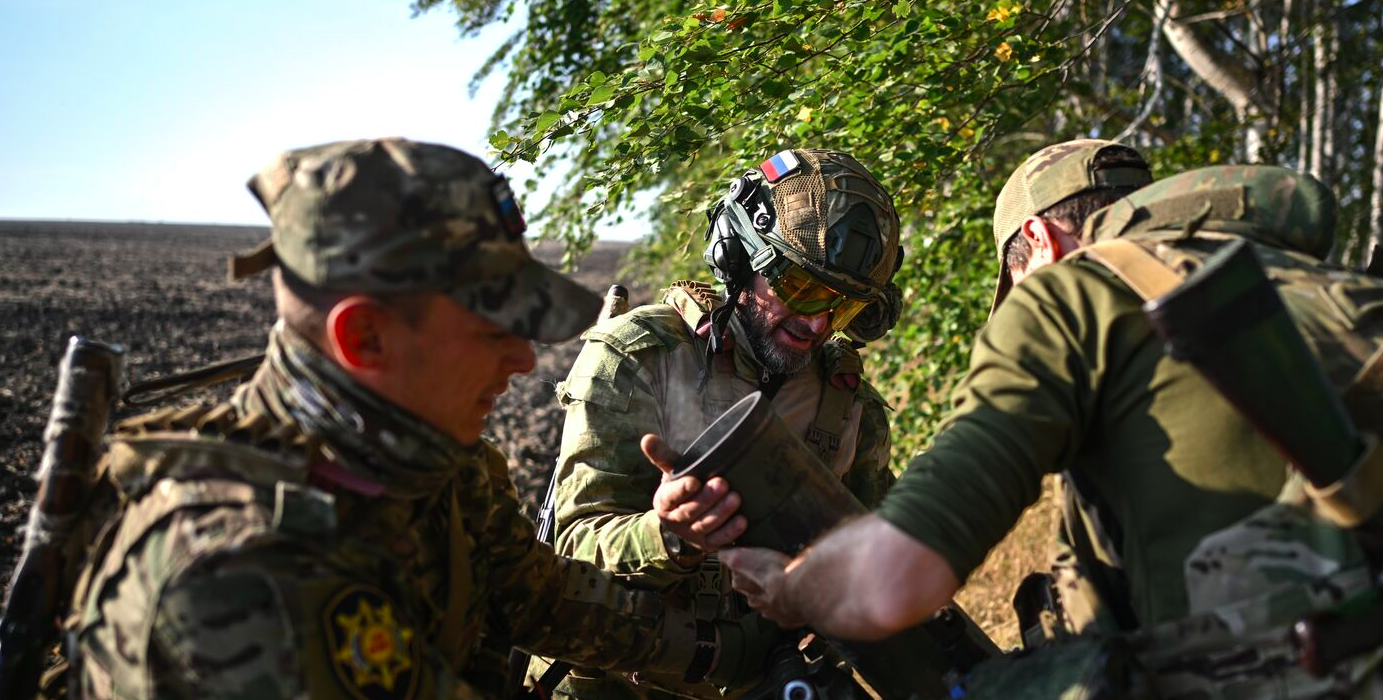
[1310,1,1335,185]
[1158,0,1275,162]
[1297,0,1312,170]
[1243,4,1265,161]
[1365,84,1383,275]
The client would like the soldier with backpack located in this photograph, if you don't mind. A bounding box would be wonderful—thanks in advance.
[723,148,1383,697]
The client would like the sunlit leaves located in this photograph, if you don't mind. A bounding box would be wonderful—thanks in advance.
[428,0,1087,454]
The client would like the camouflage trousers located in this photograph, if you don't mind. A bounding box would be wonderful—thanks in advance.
[1129,582,1383,699]
[1132,499,1383,699]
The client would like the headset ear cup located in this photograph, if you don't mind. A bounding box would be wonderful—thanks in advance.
[708,219,751,287]
[845,281,903,343]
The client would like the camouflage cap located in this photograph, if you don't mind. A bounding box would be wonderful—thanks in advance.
[230,138,600,342]
[761,149,902,296]
[989,139,1152,315]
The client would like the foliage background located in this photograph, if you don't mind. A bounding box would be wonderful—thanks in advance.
[416,0,1383,643]
[420,0,1383,459]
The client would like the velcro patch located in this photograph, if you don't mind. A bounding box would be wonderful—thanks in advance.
[759,150,801,183]
[324,585,420,700]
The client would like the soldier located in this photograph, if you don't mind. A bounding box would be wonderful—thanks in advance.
[58,138,767,700]
[992,139,1155,637]
[531,149,903,700]
[724,155,1383,695]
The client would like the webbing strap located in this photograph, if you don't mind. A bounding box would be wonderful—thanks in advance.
[436,485,474,658]
[1056,239,1184,632]
[807,381,854,465]
[1079,239,1185,301]
[1308,344,1383,528]
[1345,344,1383,432]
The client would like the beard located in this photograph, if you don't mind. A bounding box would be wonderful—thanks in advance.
[737,302,817,376]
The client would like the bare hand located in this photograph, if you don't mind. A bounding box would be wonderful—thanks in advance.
[720,547,805,628]
[645,434,747,553]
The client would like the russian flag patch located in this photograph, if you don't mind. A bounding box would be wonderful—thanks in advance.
[759,150,801,183]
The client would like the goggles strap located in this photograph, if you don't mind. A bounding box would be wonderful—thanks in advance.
[723,198,771,255]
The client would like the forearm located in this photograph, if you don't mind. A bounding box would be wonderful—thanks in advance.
[556,508,699,589]
[780,515,959,640]
[508,553,696,671]
[554,375,699,586]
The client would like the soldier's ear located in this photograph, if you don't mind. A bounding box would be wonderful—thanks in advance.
[1019,216,1073,267]
[326,297,389,370]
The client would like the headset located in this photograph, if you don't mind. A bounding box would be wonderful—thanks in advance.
[701,155,908,350]
[703,170,790,291]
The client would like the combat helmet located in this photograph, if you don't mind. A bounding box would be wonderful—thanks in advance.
[703,149,905,345]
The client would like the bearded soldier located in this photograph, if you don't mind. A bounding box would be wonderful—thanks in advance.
[530,149,903,700]
[54,138,767,700]
[725,153,1383,697]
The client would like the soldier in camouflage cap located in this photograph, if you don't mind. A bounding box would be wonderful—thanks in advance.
[230,137,599,341]
[528,149,900,700]
[723,163,1383,697]
[989,138,1152,315]
[59,138,767,700]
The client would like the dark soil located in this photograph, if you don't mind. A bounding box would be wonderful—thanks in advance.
[0,219,647,584]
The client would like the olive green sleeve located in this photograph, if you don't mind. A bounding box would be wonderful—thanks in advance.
[549,336,697,591]
[841,388,896,509]
[874,263,1121,582]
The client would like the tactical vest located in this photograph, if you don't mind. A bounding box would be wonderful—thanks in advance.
[64,404,485,700]
[537,282,886,700]
[608,281,872,616]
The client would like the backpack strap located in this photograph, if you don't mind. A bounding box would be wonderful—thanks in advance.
[807,342,864,465]
[1073,239,1186,302]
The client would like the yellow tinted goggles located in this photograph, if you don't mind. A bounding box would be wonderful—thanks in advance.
[768,264,872,331]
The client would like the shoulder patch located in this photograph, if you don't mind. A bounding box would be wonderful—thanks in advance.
[324,585,421,700]
[581,304,690,355]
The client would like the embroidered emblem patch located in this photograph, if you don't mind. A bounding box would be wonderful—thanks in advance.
[325,586,419,700]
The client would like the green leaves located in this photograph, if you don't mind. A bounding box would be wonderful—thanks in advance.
[533,111,560,133]
[426,0,1094,455]
[587,83,617,105]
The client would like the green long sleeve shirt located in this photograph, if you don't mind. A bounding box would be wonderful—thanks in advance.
[877,255,1289,625]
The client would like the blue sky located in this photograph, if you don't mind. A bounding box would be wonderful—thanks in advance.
[0,0,541,228]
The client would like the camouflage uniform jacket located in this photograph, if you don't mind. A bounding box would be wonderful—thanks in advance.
[66,378,699,699]
[540,281,894,700]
